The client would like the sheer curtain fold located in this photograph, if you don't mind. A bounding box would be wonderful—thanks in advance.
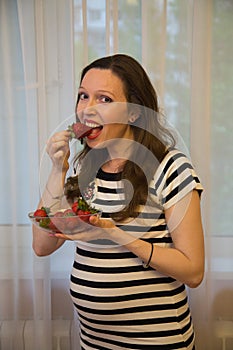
[17,4,53,347]
[105,0,111,54]
[0,7,21,345]
[81,0,88,65]
[1,0,75,349]
[189,1,213,345]
[80,0,119,63]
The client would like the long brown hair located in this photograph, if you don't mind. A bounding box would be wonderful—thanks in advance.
[65,54,175,220]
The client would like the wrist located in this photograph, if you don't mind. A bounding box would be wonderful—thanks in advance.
[45,184,64,200]
[44,167,68,201]
[124,239,155,268]
[50,165,68,178]
[143,242,154,268]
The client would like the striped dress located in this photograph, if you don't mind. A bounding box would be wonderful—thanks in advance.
[70,150,203,350]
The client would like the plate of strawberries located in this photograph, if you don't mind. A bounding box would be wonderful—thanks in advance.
[29,197,101,234]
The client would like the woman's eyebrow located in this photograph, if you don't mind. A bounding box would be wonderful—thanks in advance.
[97,89,116,97]
[78,86,116,98]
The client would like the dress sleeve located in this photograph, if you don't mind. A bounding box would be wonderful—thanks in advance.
[155,150,204,210]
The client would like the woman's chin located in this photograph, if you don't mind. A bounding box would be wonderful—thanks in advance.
[86,138,102,149]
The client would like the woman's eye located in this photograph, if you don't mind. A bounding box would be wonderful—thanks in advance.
[79,92,88,100]
[99,96,113,103]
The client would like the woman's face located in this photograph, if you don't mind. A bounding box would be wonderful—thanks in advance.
[76,68,134,149]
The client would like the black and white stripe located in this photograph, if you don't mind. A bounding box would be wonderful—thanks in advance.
[70,150,203,349]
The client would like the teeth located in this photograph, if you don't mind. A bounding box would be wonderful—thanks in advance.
[84,122,100,128]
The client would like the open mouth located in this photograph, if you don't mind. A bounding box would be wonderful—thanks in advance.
[68,122,103,140]
[85,125,103,140]
[84,121,103,140]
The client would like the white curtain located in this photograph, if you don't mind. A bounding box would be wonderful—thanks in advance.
[0,0,77,349]
[1,1,232,349]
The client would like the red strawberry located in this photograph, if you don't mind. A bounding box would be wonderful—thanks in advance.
[34,207,49,222]
[34,208,48,217]
[72,201,79,214]
[54,211,64,217]
[51,211,66,232]
[68,122,92,140]
[48,220,59,232]
[62,209,80,231]
[77,209,91,223]
[43,197,99,233]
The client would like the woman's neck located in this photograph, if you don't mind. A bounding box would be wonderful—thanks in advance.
[102,158,126,173]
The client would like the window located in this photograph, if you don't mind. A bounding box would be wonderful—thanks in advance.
[0,0,38,225]
[211,0,233,237]
[73,0,233,238]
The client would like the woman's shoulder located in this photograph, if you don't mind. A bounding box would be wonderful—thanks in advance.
[156,148,194,177]
[152,148,203,208]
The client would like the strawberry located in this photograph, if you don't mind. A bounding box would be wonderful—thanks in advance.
[73,198,99,215]
[67,122,93,140]
[54,211,64,217]
[32,197,99,233]
[72,201,79,214]
[48,219,60,232]
[77,209,91,222]
[34,207,48,218]
[34,207,50,222]
[63,209,79,231]
[51,211,66,232]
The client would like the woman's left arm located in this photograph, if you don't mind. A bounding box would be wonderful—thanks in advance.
[124,190,205,288]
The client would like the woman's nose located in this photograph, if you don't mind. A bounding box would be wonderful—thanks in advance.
[84,99,98,116]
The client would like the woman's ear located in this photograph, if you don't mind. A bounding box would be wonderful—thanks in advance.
[129,115,136,123]
[128,106,141,123]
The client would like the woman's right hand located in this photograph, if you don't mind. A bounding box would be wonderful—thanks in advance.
[46,130,71,172]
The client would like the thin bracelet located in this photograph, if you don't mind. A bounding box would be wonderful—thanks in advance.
[46,184,64,200]
[143,242,154,268]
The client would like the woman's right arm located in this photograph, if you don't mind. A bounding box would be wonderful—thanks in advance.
[32,130,71,256]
